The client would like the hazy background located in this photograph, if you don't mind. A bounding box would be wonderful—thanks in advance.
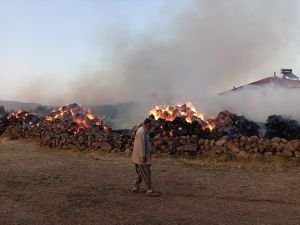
[1,0,300,127]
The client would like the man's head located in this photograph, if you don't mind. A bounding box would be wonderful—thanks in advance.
[143,118,152,131]
[148,114,155,121]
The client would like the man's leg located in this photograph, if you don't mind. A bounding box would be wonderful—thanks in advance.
[132,164,143,192]
[140,165,160,197]
[138,164,152,192]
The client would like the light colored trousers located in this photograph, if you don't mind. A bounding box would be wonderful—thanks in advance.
[133,164,152,190]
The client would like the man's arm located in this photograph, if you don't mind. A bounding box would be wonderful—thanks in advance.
[135,130,146,164]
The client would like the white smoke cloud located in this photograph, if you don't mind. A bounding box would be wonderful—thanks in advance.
[14,0,300,126]
[211,85,300,122]
[70,0,300,102]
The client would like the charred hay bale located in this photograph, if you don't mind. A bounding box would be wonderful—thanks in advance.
[265,115,300,140]
[214,111,259,137]
[148,117,205,139]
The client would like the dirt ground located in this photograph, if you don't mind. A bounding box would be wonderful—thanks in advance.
[0,138,300,225]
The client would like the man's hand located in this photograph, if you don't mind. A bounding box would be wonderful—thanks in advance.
[141,157,146,164]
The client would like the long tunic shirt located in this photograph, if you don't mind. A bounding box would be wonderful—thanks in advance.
[131,126,152,165]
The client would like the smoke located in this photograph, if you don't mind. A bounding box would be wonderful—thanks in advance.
[70,0,299,102]
[14,0,300,126]
[13,75,67,105]
[206,85,300,122]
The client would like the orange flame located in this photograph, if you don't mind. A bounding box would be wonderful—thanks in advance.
[44,104,103,130]
[149,102,215,130]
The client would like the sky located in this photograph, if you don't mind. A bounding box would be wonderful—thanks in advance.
[1,0,300,112]
[0,0,182,102]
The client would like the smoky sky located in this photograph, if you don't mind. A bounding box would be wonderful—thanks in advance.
[15,0,300,123]
[67,0,300,105]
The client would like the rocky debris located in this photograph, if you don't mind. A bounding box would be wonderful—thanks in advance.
[150,133,300,158]
[1,107,300,159]
[3,124,299,159]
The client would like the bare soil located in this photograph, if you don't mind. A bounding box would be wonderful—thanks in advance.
[0,138,300,225]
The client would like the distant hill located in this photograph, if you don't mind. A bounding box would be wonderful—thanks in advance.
[0,100,41,111]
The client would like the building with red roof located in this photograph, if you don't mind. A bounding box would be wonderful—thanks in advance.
[219,69,300,95]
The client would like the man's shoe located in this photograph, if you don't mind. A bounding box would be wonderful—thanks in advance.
[145,191,161,197]
[131,187,146,193]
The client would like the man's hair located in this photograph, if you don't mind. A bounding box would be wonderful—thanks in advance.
[144,118,152,125]
[148,114,155,120]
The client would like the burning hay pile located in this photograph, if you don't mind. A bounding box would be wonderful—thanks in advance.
[1,103,133,152]
[147,103,300,158]
[1,102,300,159]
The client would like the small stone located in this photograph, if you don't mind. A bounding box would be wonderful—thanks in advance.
[272,142,280,149]
[264,152,273,157]
[92,142,99,147]
[222,135,229,140]
[179,138,187,145]
[286,143,296,152]
[215,146,225,155]
[271,137,281,143]
[244,145,251,151]
[253,153,263,159]
[282,150,293,157]
[111,148,119,153]
[237,151,249,159]
[160,145,167,151]
[191,135,198,139]
[215,139,227,146]
[198,139,205,145]
[162,136,170,144]
[177,144,198,152]
[204,145,210,151]
[227,143,240,153]
[248,136,258,143]
[79,145,86,151]
[154,134,161,140]
[204,139,210,146]
[100,142,112,152]
[154,140,162,147]
[240,136,247,142]
[78,136,85,144]
[280,138,288,144]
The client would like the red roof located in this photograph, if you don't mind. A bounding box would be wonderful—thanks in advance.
[250,76,300,87]
[219,76,300,95]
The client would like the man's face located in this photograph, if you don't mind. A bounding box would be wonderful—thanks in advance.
[144,123,152,131]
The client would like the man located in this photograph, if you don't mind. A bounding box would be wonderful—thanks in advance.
[131,118,160,197]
